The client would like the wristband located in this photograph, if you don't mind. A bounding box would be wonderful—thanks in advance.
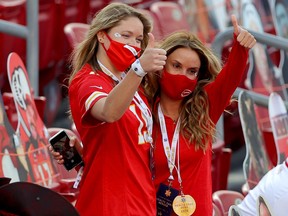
[131,59,147,77]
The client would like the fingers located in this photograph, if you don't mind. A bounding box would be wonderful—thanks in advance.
[230,14,256,49]
[231,14,240,36]
[139,34,166,72]
[141,49,166,72]
[70,136,76,147]
[236,28,257,49]
[71,137,83,156]
[146,33,155,49]
[56,159,64,164]
[48,145,64,163]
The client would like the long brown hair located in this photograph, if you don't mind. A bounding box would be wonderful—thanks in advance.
[155,31,222,151]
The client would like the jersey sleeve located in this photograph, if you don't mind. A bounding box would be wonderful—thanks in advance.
[69,66,111,127]
[205,34,249,123]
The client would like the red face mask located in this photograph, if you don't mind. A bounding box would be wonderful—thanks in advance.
[101,33,141,71]
[159,69,197,100]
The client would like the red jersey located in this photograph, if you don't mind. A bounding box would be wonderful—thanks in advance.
[69,64,156,216]
[153,35,249,216]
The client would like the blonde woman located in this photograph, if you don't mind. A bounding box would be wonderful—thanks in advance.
[68,3,166,215]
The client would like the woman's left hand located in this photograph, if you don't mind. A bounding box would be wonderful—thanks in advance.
[231,14,256,49]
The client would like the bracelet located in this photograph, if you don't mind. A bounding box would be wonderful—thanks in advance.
[131,59,147,77]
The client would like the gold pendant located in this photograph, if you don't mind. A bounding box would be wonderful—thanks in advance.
[172,195,196,216]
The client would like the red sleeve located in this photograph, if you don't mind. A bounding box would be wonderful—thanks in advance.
[69,64,112,127]
[205,34,249,123]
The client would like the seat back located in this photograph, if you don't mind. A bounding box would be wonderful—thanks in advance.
[87,0,108,23]
[212,190,244,216]
[64,22,90,48]
[137,8,163,41]
[38,0,58,71]
[150,1,190,38]
[213,202,222,216]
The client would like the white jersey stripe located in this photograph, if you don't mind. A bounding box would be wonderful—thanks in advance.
[85,91,107,111]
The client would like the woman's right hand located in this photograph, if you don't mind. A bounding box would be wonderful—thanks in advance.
[49,145,64,165]
[139,33,167,73]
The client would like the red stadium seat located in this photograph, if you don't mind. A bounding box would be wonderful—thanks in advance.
[213,202,223,216]
[88,0,109,23]
[38,0,58,72]
[3,92,47,129]
[149,1,190,38]
[52,0,90,77]
[137,8,163,41]
[64,22,90,48]
[0,0,26,92]
[212,190,244,216]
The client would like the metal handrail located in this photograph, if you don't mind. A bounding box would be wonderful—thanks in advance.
[211,27,288,139]
[0,0,39,95]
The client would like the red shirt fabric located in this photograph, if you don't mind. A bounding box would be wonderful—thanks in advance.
[69,64,156,216]
[153,36,248,216]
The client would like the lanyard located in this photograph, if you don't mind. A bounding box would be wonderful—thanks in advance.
[98,60,125,82]
[98,60,153,144]
[133,92,153,144]
[158,104,182,184]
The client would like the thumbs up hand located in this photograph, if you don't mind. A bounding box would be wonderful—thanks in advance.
[231,14,256,49]
[139,33,167,73]
[146,32,156,49]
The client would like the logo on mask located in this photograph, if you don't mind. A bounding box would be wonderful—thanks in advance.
[160,69,197,100]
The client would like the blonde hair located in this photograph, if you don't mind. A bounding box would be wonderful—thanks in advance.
[68,3,152,85]
[155,31,222,151]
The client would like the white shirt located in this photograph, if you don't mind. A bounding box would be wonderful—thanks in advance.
[236,161,288,216]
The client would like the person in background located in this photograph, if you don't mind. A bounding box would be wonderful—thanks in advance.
[229,158,288,216]
[65,2,166,215]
